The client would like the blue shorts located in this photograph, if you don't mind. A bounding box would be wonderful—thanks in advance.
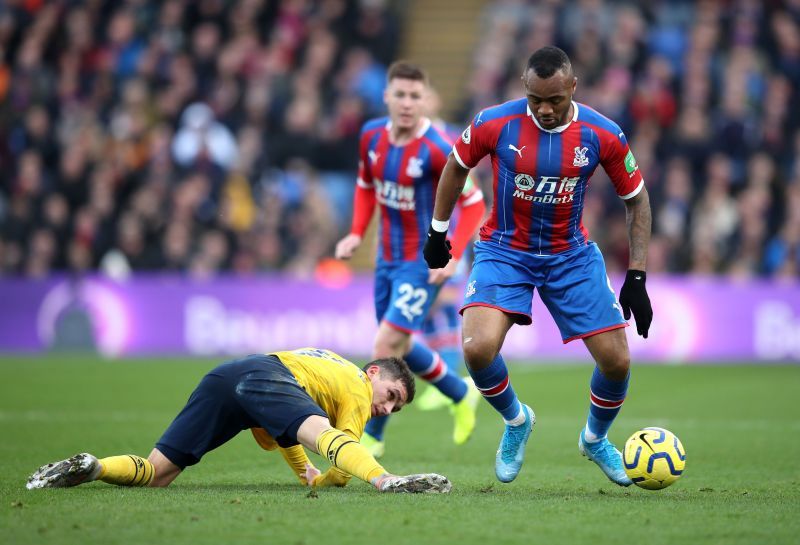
[374,259,441,332]
[461,241,627,343]
[156,354,327,468]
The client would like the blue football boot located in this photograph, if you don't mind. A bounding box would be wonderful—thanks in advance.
[578,430,633,486]
[495,404,535,483]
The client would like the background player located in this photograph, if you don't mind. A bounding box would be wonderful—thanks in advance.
[27,348,451,493]
[335,62,485,456]
[418,89,484,411]
[424,46,653,485]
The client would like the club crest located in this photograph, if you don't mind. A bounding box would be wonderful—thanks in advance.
[573,146,589,167]
[406,157,423,178]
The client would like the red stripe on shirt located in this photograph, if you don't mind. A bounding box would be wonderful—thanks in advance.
[373,133,393,260]
[512,120,539,251]
[551,126,582,253]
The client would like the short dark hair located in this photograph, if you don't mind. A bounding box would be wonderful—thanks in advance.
[526,46,572,79]
[363,357,416,403]
[387,60,428,85]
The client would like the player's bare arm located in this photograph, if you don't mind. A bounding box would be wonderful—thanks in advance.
[623,186,652,271]
[432,154,471,223]
[423,155,471,269]
[620,186,653,338]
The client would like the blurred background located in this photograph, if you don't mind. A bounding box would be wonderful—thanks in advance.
[0,0,798,362]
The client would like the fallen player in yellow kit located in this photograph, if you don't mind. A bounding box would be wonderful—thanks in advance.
[26,348,451,493]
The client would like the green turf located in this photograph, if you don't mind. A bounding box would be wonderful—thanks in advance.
[1,355,798,545]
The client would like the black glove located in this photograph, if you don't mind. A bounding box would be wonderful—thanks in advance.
[423,226,452,269]
[619,269,653,338]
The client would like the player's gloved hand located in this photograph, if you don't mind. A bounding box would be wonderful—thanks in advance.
[619,269,653,338]
[423,226,452,269]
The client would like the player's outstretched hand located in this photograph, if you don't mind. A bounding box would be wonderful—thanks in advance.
[335,234,362,260]
[619,269,653,338]
[423,227,452,269]
[372,472,452,494]
[303,463,321,486]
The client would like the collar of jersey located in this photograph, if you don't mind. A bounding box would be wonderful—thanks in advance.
[385,117,431,140]
[527,101,579,133]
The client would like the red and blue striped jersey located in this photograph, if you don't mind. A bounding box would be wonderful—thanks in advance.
[452,99,644,255]
[358,116,482,262]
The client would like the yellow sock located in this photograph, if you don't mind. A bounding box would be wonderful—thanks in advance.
[98,455,155,487]
[315,429,386,484]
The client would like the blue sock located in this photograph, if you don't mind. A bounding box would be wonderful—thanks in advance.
[467,354,521,422]
[422,304,463,372]
[405,341,467,402]
[365,415,389,441]
[585,366,629,441]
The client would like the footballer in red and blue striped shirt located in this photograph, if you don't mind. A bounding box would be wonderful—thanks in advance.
[335,62,485,454]
[424,46,653,486]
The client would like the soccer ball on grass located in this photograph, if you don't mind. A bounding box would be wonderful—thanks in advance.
[622,427,685,490]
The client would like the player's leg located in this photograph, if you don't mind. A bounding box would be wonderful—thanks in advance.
[578,329,632,486]
[419,289,464,411]
[461,305,535,482]
[401,335,478,445]
[583,328,630,440]
[27,360,241,490]
[537,242,631,486]
[459,245,538,482]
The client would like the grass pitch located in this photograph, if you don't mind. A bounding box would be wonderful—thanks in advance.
[1,355,798,545]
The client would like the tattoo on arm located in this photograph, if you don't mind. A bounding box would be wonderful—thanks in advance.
[625,188,651,270]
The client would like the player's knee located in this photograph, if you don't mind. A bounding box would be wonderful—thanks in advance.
[462,337,497,368]
[597,354,630,381]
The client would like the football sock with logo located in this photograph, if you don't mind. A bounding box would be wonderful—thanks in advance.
[584,366,629,442]
[364,415,389,441]
[316,429,386,484]
[467,354,524,423]
[404,341,468,402]
[422,304,463,372]
[98,455,155,486]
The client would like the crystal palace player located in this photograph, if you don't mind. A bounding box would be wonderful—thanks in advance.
[335,62,485,456]
[27,349,451,493]
[424,46,653,485]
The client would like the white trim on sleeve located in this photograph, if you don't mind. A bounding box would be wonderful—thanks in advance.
[452,147,471,169]
[619,180,644,200]
[356,177,373,189]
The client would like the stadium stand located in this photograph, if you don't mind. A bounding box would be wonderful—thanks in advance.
[1,0,798,279]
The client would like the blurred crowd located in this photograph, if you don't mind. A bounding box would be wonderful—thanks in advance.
[467,0,800,279]
[0,0,399,278]
[1,0,799,280]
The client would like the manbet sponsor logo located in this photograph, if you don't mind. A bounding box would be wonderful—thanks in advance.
[513,175,579,204]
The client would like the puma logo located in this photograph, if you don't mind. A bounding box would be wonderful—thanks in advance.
[508,144,526,158]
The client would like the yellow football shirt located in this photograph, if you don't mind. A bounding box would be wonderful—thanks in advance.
[251,348,372,447]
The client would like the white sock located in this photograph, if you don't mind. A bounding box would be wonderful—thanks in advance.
[583,424,604,443]
[504,402,526,426]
